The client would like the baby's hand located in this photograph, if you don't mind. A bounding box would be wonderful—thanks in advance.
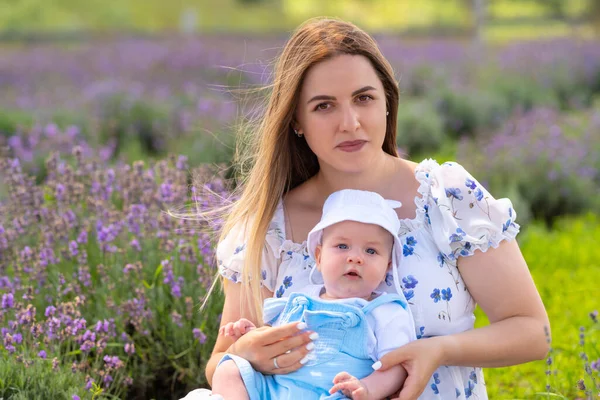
[329,371,369,400]
[218,318,256,340]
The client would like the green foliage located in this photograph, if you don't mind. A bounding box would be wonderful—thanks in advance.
[476,213,600,399]
[0,356,96,400]
[96,95,171,158]
[396,99,445,155]
[0,109,33,138]
[492,76,560,112]
[458,108,600,226]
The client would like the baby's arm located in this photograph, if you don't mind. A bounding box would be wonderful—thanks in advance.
[329,366,407,400]
[218,318,256,341]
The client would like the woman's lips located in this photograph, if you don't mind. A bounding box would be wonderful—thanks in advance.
[337,140,366,152]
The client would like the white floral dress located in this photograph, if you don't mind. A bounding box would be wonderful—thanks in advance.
[217,159,520,399]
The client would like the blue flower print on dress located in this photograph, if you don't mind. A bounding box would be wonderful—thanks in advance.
[431,288,441,303]
[261,270,267,281]
[445,187,463,201]
[403,290,415,301]
[233,243,245,255]
[230,272,239,283]
[465,178,477,190]
[275,286,284,298]
[433,287,453,322]
[385,272,393,287]
[465,380,475,398]
[455,388,461,398]
[474,188,484,201]
[403,236,418,257]
[283,250,294,262]
[402,275,419,289]
[502,219,514,233]
[442,287,453,301]
[430,372,441,394]
[423,204,432,225]
[437,252,446,268]
[469,370,477,384]
[283,275,293,289]
[459,242,472,257]
[449,228,466,243]
[416,326,425,339]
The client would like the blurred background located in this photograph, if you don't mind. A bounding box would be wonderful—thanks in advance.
[0,1,599,399]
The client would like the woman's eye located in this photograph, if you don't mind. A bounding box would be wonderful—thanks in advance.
[314,103,330,111]
[357,94,373,103]
[336,244,348,250]
[366,248,377,255]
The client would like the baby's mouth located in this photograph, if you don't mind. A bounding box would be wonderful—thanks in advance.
[344,270,361,278]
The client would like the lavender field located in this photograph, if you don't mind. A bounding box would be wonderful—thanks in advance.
[1,35,599,399]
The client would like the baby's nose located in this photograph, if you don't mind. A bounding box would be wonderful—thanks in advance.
[346,254,364,265]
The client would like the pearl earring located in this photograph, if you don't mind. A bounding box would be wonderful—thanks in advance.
[294,129,303,137]
[386,111,389,116]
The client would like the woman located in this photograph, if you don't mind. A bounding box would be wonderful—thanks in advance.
[201,17,549,399]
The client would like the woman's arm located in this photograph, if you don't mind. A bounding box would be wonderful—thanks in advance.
[205,280,315,386]
[438,238,550,366]
[376,239,549,399]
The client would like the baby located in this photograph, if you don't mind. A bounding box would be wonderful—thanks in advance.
[211,189,416,399]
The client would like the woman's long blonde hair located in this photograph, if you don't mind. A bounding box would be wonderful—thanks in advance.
[224,17,400,321]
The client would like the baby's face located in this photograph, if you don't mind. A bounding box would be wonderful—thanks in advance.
[315,220,393,300]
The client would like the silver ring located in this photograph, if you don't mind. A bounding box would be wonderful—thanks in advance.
[273,356,280,369]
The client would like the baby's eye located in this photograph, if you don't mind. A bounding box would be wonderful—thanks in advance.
[366,248,377,255]
[336,244,348,250]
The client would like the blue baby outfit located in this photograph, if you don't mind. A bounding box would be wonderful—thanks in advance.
[219,291,410,400]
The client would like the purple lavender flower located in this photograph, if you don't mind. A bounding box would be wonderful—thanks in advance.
[13,333,23,344]
[38,350,47,359]
[72,396,81,400]
[45,305,57,317]
[103,373,113,387]
[125,343,136,355]
[103,355,123,369]
[193,328,207,344]
[69,240,79,257]
[76,229,88,244]
[129,238,141,251]
[1,293,14,309]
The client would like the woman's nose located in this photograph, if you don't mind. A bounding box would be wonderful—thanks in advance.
[339,105,360,132]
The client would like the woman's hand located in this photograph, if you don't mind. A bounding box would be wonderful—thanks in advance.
[228,321,317,375]
[373,337,446,400]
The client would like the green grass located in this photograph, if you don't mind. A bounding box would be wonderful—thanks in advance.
[476,213,600,399]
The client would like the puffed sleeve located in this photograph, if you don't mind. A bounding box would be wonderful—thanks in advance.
[216,209,285,292]
[425,161,520,263]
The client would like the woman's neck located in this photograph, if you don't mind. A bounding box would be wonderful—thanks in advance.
[314,152,401,198]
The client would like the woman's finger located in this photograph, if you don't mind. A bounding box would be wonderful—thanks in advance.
[268,343,313,369]
[373,346,408,372]
[258,321,308,345]
[397,375,426,400]
[270,358,307,375]
[268,330,317,358]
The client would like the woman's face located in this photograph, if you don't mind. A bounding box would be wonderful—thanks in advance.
[295,54,388,174]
